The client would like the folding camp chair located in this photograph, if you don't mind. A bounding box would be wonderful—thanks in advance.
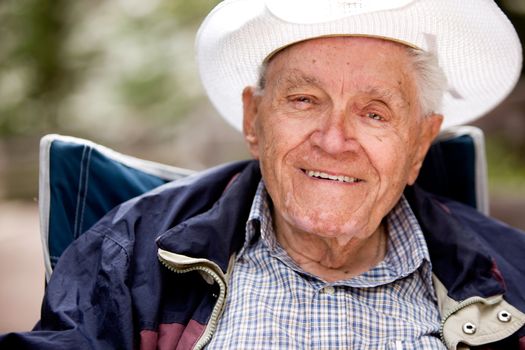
[38,134,194,282]
[38,126,489,281]
[416,125,489,214]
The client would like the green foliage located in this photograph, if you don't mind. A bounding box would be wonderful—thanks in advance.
[163,0,221,27]
[0,0,220,139]
[486,136,525,193]
[0,0,72,135]
[119,69,170,108]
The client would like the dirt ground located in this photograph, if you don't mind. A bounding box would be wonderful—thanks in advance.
[0,201,43,333]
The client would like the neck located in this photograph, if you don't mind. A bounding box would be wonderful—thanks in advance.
[274,220,388,283]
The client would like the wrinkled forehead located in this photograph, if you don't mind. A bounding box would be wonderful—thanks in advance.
[261,36,417,90]
[263,34,417,65]
[260,36,420,112]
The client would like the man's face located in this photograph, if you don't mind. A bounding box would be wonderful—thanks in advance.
[243,37,442,243]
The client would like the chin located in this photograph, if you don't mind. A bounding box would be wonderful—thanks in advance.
[284,210,373,241]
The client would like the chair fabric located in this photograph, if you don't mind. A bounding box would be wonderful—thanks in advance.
[39,135,194,281]
[39,126,488,281]
[416,126,489,215]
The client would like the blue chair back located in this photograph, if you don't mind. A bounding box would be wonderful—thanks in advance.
[416,126,488,214]
[39,135,193,281]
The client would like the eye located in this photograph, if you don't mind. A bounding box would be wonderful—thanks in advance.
[366,112,384,121]
[289,95,316,110]
[292,96,313,104]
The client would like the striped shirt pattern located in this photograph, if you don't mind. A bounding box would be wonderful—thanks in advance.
[206,182,446,349]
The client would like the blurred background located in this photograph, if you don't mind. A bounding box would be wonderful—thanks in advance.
[0,0,524,332]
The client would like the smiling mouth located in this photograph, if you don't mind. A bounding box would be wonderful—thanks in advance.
[302,169,362,183]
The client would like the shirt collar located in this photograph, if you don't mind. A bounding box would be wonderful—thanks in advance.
[383,195,432,275]
[238,181,275,259]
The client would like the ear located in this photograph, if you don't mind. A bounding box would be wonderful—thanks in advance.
[407,113,443,185]
[242,86,261,159]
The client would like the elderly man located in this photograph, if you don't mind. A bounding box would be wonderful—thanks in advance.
[2,0,525,349]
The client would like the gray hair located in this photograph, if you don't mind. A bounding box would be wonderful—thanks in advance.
[406,47,447,117]
[256,46,447,117]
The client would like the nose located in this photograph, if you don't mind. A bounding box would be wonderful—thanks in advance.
[309,109,359,155]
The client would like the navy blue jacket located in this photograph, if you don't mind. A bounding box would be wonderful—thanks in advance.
[1,160,525,349]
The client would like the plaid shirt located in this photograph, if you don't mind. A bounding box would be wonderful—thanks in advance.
[206,182,446,349]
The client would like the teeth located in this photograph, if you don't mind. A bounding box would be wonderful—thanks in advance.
[306,170,359,183]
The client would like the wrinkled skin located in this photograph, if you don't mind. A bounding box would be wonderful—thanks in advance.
[242,37,442,280]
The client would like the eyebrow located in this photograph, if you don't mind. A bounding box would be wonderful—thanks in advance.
[274,70,322,92]
[360,85,411,110]
[270,70,412,110]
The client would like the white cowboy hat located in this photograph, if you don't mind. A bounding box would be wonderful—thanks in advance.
[196,0,522,131]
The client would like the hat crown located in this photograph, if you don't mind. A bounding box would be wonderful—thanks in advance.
[266,0,417,23]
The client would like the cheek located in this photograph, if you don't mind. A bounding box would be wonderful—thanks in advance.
[258,113,311,160]
[363,136,413,187]
[256,120,293,183]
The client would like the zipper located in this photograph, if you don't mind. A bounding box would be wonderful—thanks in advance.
[158,252,227,350]
[439,296,487,347]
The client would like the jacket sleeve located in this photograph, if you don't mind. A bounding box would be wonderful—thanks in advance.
[0,226,135,350]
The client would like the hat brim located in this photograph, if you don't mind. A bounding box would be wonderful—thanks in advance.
[196,0,522,131]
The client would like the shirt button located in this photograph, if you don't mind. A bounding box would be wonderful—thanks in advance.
[322,286,335,295]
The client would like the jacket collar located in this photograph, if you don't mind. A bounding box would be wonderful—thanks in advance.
[404,185,505,301]
[156,160,261,273]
